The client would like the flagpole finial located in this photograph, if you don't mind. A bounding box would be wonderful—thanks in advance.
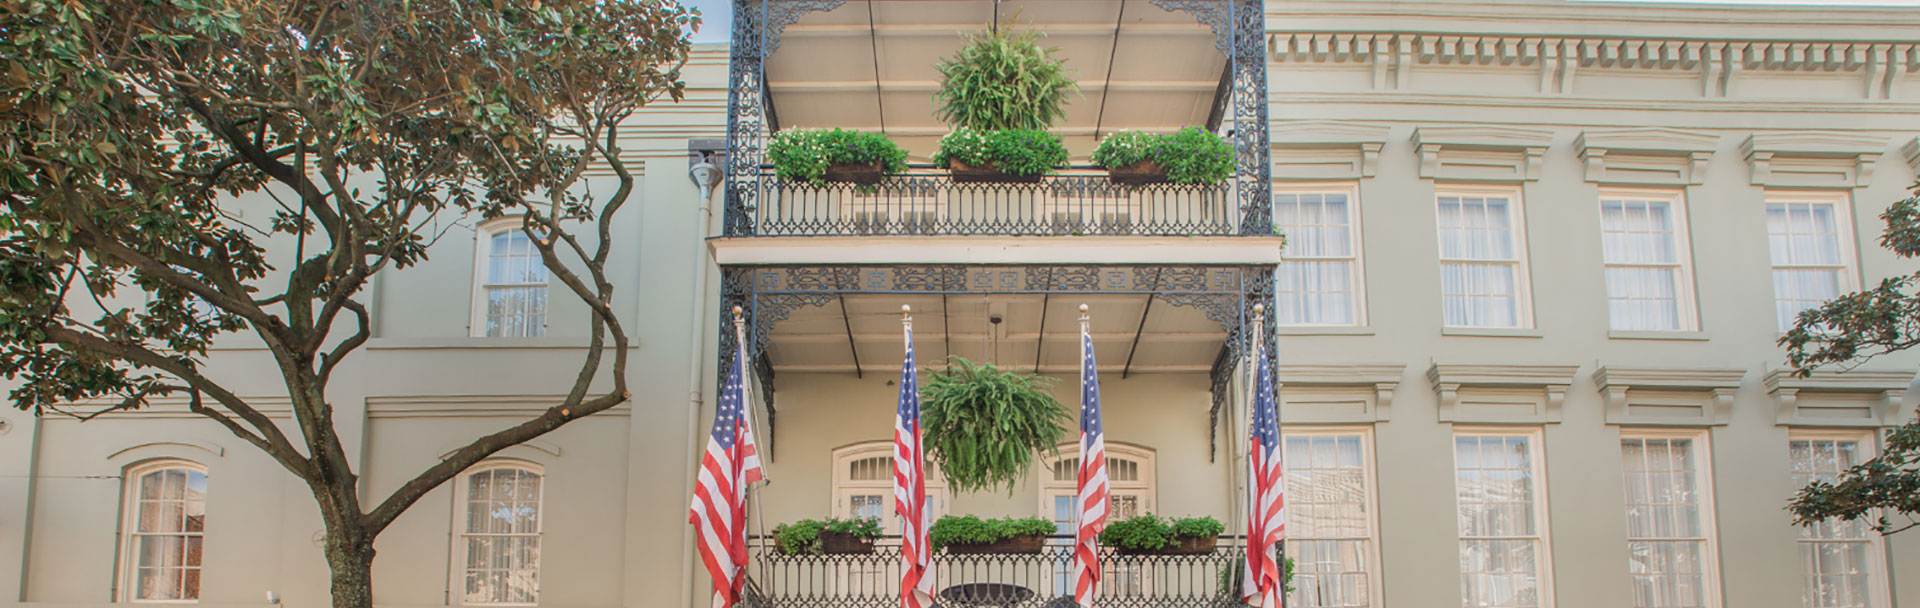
[902,304,912,316]
[732,305,743,317]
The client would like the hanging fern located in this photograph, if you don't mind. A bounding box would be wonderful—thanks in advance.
[920,356,1068,494]
[932,23,1079,131]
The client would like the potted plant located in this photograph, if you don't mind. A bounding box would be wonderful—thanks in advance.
[1099,514,1226,555]
[1091,127,1236,185]
[930,515,1056,554]
[767,128,909,185]
[930,23,1077,182]
[773,517,883,555]
[920,356,1068,494]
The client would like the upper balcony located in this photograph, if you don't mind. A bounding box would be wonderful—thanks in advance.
[715,0,1275,251]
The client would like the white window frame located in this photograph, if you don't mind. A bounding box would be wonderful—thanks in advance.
[1764,191,1861,332]
[1434,186,1535,329]
[1272,183,1368,327]
[469,218,550,338]
[829,442,948,536]
[1282,426,1384,608]
[1450,426,1555,608]
[1787,428,1892,608]
[1619,428,1723,608]
[118,460,209,604]
[1037,443,1157,526]
[450,460,545,607]
[1597,189,1700,332]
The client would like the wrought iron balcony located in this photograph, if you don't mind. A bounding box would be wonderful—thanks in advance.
[742,535,1250,608]
[734,167,1245,237]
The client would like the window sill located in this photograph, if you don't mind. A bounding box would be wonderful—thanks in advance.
[1608,330,1709,341]
[1441,327,1542,338]
[1272,326,1375,336]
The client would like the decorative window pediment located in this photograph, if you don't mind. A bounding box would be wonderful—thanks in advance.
[1741,132,1888,188]
[1765,369,1914,428]
[1271,120,1394,180]
[1275,364,1405,423]
[1593,367,1744,426]
[1412,126,1557,182]
[1428,364,1578,424]
[1575,128,1721,186]
[1903,136,1919,174]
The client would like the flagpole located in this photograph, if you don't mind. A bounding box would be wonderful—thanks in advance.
[733,306,770,593]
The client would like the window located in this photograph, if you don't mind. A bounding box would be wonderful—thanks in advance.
[1274,187,1365,325]
[1599,192,1697,331]
[1766,193,1857,332]
[1790,433,1888,608]
[1621,433,1721,608]
[457,463,543,605]
[831,443,947,534]
[472,222,549,338]
[121,461,208,602]
[1453,430,1551,608]
[1040,444,1155,533]
[1285,430,1380,608]
[1436,189,1531,328]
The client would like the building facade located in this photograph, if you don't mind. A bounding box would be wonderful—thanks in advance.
[4,2,1920,608]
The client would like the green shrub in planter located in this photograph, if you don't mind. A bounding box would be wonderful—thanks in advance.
[920,356,1069,494]
[929,515,1056,551]
[931,128,1069,179]
[1170,515,1226,539]
[1090,127,1235,185]
[1099,515,1227,553]
[773,517,883,555]
[932,25,1078,131]
[767,128,908,185]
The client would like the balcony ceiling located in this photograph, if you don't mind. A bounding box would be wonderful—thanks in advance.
[764,0,1228,161]
[764,294,1227,375]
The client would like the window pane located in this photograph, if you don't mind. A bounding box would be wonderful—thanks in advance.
[1275,190,1360,326]
[1457,434,1543,608]
[463,466,543,604]
[1287,432,1375,608]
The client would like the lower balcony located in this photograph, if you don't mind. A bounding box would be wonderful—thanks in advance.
[743,536,1249,608]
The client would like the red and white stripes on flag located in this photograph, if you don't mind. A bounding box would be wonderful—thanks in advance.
[1072,308,1109,608]
[689,320,765,608]
[894,309,934,608]
[1243,309,1286,608]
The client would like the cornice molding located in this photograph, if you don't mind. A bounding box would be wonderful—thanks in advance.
[1575,128,1721,186]
[1741,132,1888,188]
[1270,120,1394,178]
[1412,125,1557,181]
[1275,364,1406,422]
[1428,364,1579,424]
[1762,369,1914,427]
[1593,367,1745,426]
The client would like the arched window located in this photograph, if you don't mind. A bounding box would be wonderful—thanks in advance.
[455,462,544,605]
[830,442,947,535]
[471,221,549,338]
[1039,444,1156,533]
[121,460,208,602]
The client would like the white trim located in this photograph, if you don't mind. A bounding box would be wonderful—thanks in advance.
[1280,426,1384,608]
[1617,428,1725,608]
[1785,429,1893,608]
[1449,426,1555,608]
[448,460,545,607]
[1595,187,1701,333]
[118,459,209,604]
[1272,182,1368,327]
[1761,190,1861,333]
[829,442,947,536]
[1037,442,1157,522]
[469,218,550,338]
[1434,185,1535,329]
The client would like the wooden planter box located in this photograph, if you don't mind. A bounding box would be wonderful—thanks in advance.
[943,534,1047,554]
[947,159,1044,184]
[1117,535,1219,555]
[1105,160,1171,185]
[822,162,887,185]
[818,531,876,554]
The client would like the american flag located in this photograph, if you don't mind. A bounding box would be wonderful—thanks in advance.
[1072,318,1109,608]
[894,313,934,608]
[689,330,764,608]
[1242,319,1286,608]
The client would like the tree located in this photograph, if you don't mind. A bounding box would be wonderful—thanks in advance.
[0,1,697,606]
[1780,184,1920,536]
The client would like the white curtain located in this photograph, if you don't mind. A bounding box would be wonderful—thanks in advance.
[1767,203,1845,331]
[1276,193,1357,325]
[1600,199,1684,331]
[1438,196,1520,327]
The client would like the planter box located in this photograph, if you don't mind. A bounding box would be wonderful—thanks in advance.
[1117,535,1219,555]
[943,534,1047,554]
[1105,160,1171,185]
[817,531,876,555]
[947,159,1044,184]
[822,162,887,185]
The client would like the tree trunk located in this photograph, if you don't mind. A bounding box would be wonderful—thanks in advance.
[323,524,377,608]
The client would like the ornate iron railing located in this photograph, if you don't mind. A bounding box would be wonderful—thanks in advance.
[742,535,1251,608]
[741,168,1240,237]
